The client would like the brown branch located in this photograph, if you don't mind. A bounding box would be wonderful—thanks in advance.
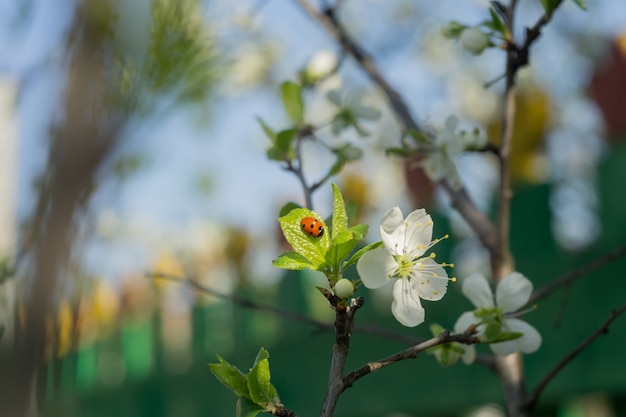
[341,330,480,391]
[294,0,420,132]
[524,304,626,411]
[320,297,364,417]
[272,405,300,417]
[529,244,626,305]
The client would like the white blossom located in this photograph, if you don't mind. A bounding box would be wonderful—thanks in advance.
[357,207,454,327]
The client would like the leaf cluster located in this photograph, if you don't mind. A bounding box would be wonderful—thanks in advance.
[273,184,379,287]
[209,348,282,417]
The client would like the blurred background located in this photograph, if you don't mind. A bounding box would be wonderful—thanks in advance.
[0,0,625,416]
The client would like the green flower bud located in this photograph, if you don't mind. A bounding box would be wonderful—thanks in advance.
[333,278,354,299]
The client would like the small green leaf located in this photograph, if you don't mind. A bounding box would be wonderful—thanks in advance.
[278,208,330,269]
[267,129,297,161]
[571,0,586,10]
[485,331,523,344]
[342,240,383,271]
[407,129,431,144]
[253,347,270,368]
[279,202,302,217]
[247,358,279,406]
[440,21,466,39]
[236,397,265,417]
[539,0,560,16]
[257,117,277,142]
[331,184,348,240]
[281,81,304,123]
[487,7,506,33]
[385,147,415,157]
[430,323,445,337]
[273,253,313,270]
[209,355,250,399]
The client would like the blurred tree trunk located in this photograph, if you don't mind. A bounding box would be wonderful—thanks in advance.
[0,3,120,415]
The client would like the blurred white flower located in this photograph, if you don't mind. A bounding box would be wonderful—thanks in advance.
[457,272,542,356]
[421,115,465,189]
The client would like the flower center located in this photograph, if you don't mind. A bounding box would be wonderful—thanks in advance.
[394,254,415,279]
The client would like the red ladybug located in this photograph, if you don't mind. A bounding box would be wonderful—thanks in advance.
[301,217,324,238]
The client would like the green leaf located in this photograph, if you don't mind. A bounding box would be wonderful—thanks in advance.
[326,224,370,272]
[277,208,330,269]
[257,117,277,142]
[236,397,265,417]
[539,0,560,16]
[406,129,431,144]
[385,147,415,157]
[430,323,445,337]
[278,202,302,218]
[276,129,297,151]
[331,184,348,240]
[209,355,250,399]
[272,252,313,271]
[247,358,279,406]
[267,129,297,161]
[482,322,502,341]
[326,238,357,274]
[342,240,383,271]
[571,0,586,10]
[487,7,506,33]
[253,347,270,368]
[440,21,466,39]
[485,331,523,344]
[281,81,304,123]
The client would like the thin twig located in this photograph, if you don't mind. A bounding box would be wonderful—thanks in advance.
[341,330,480,391]
[529,244,626,305]
[149,273,332,330]
[524,304,626,411]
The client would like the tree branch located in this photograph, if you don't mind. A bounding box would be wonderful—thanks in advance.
[341,330,480,391]
[524,304,626,411]
[320,296,364,417]
[528,244,626,305]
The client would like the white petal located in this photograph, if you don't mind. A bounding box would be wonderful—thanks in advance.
[356,248,396,289]
[462,273,494,308]
[326,89,343,106]
[353,105,381,121]
[490,318,542,356]
[379,207,406,255]
[454,311,480,333]
[402,209,433,257]
[412,258,448,301]
[391,279,425,327]
[496,272,532,313]
[422,153,447,182]
[444,114,459,133]
[461,345,476,365]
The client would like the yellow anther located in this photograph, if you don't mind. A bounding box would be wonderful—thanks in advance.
[433,273,438,277]
[430,253,436,258]
[433,291,438,295]
[449,263,455,267]
[451,277,457,282]
[444,234,449,239]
